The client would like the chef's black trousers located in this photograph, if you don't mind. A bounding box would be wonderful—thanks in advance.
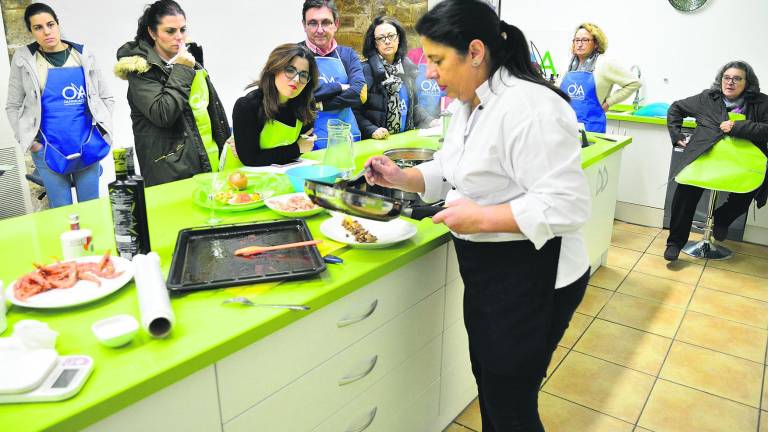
[453,236,589,432]
[667,183,758,247]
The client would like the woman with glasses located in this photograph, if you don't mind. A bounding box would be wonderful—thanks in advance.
[664,60,768,261]
[364,1,590,429]
[115,0,230,186]
[560,23,640,132]
[229,44,319,167]
[354,16,435,140]
[6,3,113,208]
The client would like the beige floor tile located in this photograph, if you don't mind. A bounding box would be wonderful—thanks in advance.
[618,271,695,308]
[547,346,569,377]
[707,252,768,280]
[659,341,763,407]
[443,423,474,432]
[677,311,767,363]
[638,379,758,432]
[699,266,768,303]
[761,412,768,432]
[613,220,662,237]
[611,229,655,252]
[634,254,704,285]
[558,313,592,348]
[539,391,634,432]
[689,287,768,328]
[543,351,655,423]
[576,286,613,316]
[634,428,653,432]
[598,293,685,338]
[607,246,643,270]
[589,266,630,291]
[721,239,768,260]
[574,319,671,375]
[764,369,768,411]
[455,398,481,431]
[646,235,709,264]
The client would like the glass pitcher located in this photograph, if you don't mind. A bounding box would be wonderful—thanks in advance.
[323,119,355,179]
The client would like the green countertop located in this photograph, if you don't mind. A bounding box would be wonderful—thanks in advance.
[0,129,629,431]
[605,104,697,128]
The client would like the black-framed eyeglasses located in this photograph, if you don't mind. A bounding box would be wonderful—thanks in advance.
[375,33,398,44]
[572,38,593,44]
[305,20,335,31]
[284,66,310,85]
[722,75,745,84]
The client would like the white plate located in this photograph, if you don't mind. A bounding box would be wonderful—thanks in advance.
[320,215,417,249]
[264,192,324,218]
[6,255,135,309]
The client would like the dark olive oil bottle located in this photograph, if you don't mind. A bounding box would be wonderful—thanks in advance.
[109,147,151,259]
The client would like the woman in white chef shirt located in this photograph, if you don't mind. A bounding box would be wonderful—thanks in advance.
[364,1,591,430]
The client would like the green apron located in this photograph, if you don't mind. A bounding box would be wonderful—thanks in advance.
[221,118,303,170]
[190,69,219,171]
[676,113,768,193]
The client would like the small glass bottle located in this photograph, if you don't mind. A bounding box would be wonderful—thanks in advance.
[60,214,93,260]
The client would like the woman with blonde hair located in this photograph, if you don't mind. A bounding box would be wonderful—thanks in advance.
[560,22,640,132]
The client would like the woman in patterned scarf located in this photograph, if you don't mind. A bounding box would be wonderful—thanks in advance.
[354,16,436,140]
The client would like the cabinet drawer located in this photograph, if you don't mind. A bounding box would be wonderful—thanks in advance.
[217,245,447,421]
[442,318,470,374]
[223,288,446,432]
[447,240,460,283]
[384,379,441,432]
[312,336,441,432]
[439,320,476,424]
[444,277,464,328]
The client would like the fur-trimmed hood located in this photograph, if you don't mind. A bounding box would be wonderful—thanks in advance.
[114,40,157,80]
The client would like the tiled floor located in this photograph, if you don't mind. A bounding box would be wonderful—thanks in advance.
[445,220,768,432]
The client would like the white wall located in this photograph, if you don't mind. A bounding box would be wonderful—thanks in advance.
[501,0,768,104]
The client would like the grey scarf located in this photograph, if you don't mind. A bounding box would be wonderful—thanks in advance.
[723,96,746,114]
[380,55,406,134]
[568,52,599,73]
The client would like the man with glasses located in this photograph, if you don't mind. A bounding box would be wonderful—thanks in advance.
[300,0,365,149]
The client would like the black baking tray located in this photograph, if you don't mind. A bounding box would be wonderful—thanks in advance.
[166,219,326,292]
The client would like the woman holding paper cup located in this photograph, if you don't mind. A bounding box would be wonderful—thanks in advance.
[228,43,319,167]
[114,0,230,186]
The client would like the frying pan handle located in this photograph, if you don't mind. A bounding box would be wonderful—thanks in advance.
[403,206,444,220]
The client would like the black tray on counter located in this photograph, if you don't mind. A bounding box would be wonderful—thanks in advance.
[166,219,326,292]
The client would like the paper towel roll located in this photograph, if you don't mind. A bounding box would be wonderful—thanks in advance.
[133,252,175,338]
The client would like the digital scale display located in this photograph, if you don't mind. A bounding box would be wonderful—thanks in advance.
[51,369,78,389]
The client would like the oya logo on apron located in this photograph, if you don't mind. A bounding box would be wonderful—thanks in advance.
[314,53,361,150]
[560,70,606,133]
[40,66,109,174]
[414,59,442,118]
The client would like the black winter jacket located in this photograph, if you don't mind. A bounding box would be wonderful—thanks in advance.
[353,55,433,139]
[668,89,768,206]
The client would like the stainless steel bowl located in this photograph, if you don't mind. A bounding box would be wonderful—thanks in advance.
[383,148,436,169]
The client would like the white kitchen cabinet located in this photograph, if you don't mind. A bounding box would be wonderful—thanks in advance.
[744,202,768,245]
[583,149,623,270]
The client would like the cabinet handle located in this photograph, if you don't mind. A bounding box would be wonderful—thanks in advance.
[344,407,378,432]
[338,355,379,386]
[336,300,378,328]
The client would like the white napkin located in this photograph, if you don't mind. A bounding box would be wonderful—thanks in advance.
[417,125,442,137]
[133,252,175,338]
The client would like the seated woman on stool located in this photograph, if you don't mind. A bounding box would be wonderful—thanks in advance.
[353,16,435,140]
[665,60,768,261]
[231,43,319,166]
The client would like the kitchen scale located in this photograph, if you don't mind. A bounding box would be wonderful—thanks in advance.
[0,349,93,403]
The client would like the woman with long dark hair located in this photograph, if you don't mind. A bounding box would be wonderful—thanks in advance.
[363,1,590,429]
[353,16,434,140]
[229,43,319,167]
[114,0,229,186]
[6,2,113,208]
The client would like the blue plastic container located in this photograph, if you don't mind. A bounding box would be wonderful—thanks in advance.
[285,165,342,192]
[633,102,670,117]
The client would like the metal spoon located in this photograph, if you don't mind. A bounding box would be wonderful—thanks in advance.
[222,296,310,311]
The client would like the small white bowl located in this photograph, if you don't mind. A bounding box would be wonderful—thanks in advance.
[92,314,139,348]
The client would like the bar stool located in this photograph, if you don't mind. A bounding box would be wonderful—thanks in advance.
[674,113,767,260]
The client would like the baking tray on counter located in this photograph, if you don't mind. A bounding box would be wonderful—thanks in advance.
[166,219,326,292]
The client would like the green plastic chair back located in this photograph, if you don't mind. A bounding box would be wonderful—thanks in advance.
[675,113,767,193]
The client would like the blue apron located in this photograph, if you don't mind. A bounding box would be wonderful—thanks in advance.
[314,53,361,150]
[414,63,442,118]
[40,66,109,174]
[560,70,606,133]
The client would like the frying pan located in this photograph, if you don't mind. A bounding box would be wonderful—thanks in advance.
[304,179,443,221]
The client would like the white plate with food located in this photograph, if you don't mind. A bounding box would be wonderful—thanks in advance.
[5,253,135,309]
[319,214,417,249]
[264,192,324,218]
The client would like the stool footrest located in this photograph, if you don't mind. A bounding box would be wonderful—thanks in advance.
[682,240,732,260]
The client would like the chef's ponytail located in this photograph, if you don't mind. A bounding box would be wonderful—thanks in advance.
[135,0,186,45]
[415,0,568,102]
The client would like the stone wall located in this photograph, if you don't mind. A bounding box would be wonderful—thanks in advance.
[334,0,428,58]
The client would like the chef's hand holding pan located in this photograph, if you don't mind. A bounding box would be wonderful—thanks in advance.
[364,155,406,188]
[431,197,484,234]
